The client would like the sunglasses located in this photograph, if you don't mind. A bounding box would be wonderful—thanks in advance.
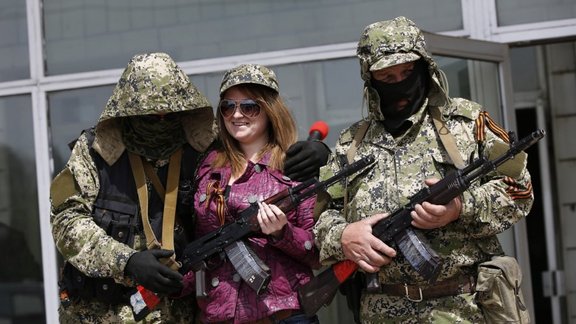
[219,99,261,118]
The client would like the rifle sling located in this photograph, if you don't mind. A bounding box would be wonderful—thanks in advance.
[142,162,166,201]
[429,106,466,169]
[344,120,371,216]
[128,149,182,270]
[346,120,371,164]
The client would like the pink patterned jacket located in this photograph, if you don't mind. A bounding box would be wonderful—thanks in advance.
[181,149,320,323]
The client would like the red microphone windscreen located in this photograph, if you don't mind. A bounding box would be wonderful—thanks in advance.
[309,120,329,140]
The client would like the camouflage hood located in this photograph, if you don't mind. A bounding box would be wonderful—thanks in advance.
[93,52,216,164]
[356,16,451,121]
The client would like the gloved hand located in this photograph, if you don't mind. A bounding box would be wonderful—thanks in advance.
[284,140,331,182]
[125,249,183,295]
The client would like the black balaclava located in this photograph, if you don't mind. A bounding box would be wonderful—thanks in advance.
[370,59,430,135]
[122,115,186,160]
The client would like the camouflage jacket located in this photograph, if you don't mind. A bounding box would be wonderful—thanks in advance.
[315,16,533,285]
[50,52,215,286]
[314,97,534,284]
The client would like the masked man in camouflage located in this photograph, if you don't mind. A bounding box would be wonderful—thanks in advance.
[50,52,329,323]
[313,17,534,323]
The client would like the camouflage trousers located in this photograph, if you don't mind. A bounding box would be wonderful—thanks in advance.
[359,292,485,324]
[58,295,197,324]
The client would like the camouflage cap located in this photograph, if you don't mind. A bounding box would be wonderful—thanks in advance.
[357,17,427,77]
[220,63,279,94]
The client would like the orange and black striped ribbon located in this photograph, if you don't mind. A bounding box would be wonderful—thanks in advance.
[476,111,533,199]
[205,180,227,225]
[503,176,533,200]
[475,111,510,143]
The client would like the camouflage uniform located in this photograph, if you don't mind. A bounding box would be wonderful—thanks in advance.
[314,17,533,323]
[50,52,215,323]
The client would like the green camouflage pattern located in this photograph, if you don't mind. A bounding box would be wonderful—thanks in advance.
[50,52,215,322]
[314,72,533,322]
[357,16,427,75]
[357,16,450,122]
[361,293,484,324]
[52,132,135,279]
[219,63,279,94]
[58,295,197,324]
[100,52,211,122]
[93,52,215,165]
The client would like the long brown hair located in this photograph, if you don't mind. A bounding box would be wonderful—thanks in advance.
[214,84,297,177]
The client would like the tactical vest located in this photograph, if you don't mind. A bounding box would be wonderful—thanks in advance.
[61,128,201,304]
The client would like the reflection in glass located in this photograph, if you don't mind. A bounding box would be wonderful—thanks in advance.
[0,0,29,81]
[510,47,540,92]
[0,95,45,323]
[45,57,502,167]
[48,86,114,173]
[496,0,576,26]
[43,0,462,75]
[260,56,502,148]
[435,56,502,123]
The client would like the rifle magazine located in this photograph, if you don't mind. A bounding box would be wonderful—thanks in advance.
[395,228,442,283]
[225,240,271,295]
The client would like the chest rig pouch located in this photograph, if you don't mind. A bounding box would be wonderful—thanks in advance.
[60,128,199,304]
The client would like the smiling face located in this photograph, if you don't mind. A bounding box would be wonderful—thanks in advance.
[220,86,270,151]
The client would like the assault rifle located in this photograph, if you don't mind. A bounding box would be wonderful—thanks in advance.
[180,156,375,296]
[298,129,545,316]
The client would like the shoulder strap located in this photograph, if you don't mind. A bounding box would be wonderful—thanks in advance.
[346,120,371,164]
[429,106,466,169]
[343,120,371,216]
[128,149,182,271]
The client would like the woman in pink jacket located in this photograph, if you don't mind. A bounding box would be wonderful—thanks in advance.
[181,63,321,324]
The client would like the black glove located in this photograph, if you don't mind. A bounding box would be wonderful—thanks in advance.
[284,141,331,182]
[125,249,183,295]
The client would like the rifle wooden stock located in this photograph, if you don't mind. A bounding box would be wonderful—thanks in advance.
[180,156,375,278]
[298,129,545,316]
[298,260,358,315]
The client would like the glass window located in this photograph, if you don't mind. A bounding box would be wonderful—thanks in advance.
[510,47,541,92]
[240,56,502,149]
[435,56,503,123]
[0,95,45,323]
[0,0,29,81]
[46,56,502,154]
[496,0,576,26]
[190,59,366,148]
[48,86,114,173]
[43,0,462,75]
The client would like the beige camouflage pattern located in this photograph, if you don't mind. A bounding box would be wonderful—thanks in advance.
[314,17,533,323]
[219,63,279,94]
[50,52,215,322]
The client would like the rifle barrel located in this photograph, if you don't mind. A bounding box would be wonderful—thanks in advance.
[298,128,546,315]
